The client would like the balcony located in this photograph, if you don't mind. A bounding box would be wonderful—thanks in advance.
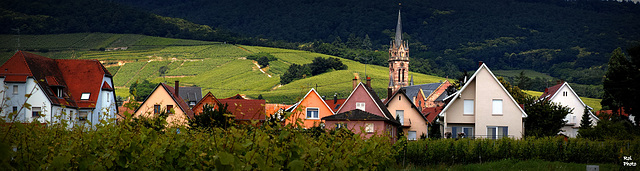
[401,118,411,127]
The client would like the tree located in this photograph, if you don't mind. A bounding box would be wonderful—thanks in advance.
[247,52,276,68]
[499,77,570,137]
[428,122,442,139]
[515,71,531,90]
[129,80,156,101]
[159,66,169,81]
[280,63,311,85]
[308,57,347,76]
[602,47,640,126]
[580,108,592,128]
[189,103,235,130]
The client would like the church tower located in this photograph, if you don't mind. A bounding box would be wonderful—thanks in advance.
[388,9,409,93]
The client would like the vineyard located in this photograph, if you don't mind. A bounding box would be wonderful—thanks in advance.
[0,33,602,105]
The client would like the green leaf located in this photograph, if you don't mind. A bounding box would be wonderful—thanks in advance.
[287,160,304,171]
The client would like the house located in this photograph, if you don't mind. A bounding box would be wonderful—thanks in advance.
[265,103,292,121]
[324,95,346,113]
[323,78,400,139]
[133,81,194,127]
[192,92,221,115]
[384,89,429,140]
[438,62,527,139]
[399,80,451,110]
[218,94,266,124]
[178,86,202,108]
[0,51,117,128]
[539,82,600,137]
[285,88,334,128]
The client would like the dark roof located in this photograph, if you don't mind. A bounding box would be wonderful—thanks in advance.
[360,83,400,125]
[322,109,391,122]
[399,83,442,103]
[434,91,450,102]
[160,83,195,119]
[178,86,202,102]
[0,51,114,109]
[218,97,266,121]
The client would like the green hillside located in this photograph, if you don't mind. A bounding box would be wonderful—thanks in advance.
[0,33,445,103]
[524,90,601,112]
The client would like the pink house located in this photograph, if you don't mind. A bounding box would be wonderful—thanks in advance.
[322,80,400,140]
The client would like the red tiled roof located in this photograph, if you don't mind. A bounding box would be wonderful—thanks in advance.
[540,82,564,100]
[0,51,115,109]
[324,99,346,113]
[161,83,195,119]
[265,103,292,116]
[101,81,114,91]
[218,98,266,121]
[226,94,246,99]
[595,108,629,119]
[422,106,443,123]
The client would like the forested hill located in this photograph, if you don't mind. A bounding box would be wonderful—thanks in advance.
[0,0,237,42]
[113,0,640,85]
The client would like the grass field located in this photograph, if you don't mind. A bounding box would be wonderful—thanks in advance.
[0,33,600,104]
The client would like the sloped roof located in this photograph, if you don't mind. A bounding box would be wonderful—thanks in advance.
[324,98,346,113]
[399,83,442,103]
[322,109,391,122]
[335,82,399,125]
[539,82,598,121]
[178,86,202,102]
[438,63,527,118]
[101,81,114,91]
[284,88,334,115]
[540,82,564,100]
[0,51,114,109]
[160,83,195,119]
[422,106,443,123]
[385,88,428,123]
[218,97,266,121]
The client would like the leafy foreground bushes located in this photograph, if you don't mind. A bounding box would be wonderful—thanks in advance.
[403,137,639,166]
[0,120,398,170]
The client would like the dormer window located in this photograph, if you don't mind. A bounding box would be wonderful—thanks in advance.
[56,88,63,98]
[81,93,90,100]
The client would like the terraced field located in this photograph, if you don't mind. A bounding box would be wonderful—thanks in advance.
[0,33,601,104]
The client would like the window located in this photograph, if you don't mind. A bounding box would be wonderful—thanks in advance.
[13,85,18,95]
[487,126,508,139]
[167,105,174,114]
[80,93,90,100]
[189,101,196,107]
[492,99,503,115]
[365,123,374,133]
[79,111,88,121]
[356,102,365,111]
[464,99,474,115]
[336,123,347,129]
[408,131,417,140]
[154,105,161,114]
[306,107,319,119]
[451,127,473,138]
[396,110,404,125]
[399,95,401,101]
[56,88,63,98]
[563,91,567,96]
[31,107,41,117]
[13,106,18,113]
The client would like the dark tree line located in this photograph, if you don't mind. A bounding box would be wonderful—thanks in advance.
[280,57,347,85]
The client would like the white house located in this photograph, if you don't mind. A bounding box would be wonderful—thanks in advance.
[540,82,599,138]
[0,51,117,128]
[438,63,527,139]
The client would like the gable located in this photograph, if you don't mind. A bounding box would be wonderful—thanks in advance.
[385,90,428,123]
[439,64,527,118]
[336,83,386,118]
[192,92,221,115]
[289,89,334,115]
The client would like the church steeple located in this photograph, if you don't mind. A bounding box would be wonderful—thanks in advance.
[395,9,403,49]
[388,8,409,93]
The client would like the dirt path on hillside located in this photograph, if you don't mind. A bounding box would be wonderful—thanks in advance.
[236,45,252,53]
[253,61,272,78]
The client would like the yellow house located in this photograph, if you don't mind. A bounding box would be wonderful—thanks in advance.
[134,81,195,127]
[385,89,429,140]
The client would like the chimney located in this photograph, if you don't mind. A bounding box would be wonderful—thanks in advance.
[352,77,358,90]
[388,87,393,100]
[366,77,371,87]
[174,81,180,97]
[333,93,338,104]
[478,61,484,67]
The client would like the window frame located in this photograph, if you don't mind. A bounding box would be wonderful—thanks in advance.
[492,99,503,115]
[463,99,474,115]
[166,105,174,115]
[306,107,320,119]
[80,93,90,100]
[396,110,404,125]
[356,102,365,111]
[154,105,161,114]
[31,107,41,117]
[487,126,508,139]
[365,123,374,133]
[407,131,417,140]
[13,85,18,95]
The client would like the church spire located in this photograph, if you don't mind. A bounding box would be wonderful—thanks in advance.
[395,9,402,48]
